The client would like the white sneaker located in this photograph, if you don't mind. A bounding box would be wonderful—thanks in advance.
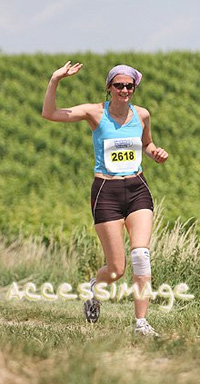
[134,320,159,337]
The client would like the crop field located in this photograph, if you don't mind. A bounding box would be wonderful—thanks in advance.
[1,51,200,236]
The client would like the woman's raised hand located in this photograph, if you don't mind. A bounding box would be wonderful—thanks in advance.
[52,61,83,80]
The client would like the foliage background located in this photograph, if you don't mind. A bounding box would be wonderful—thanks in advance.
[1,51,200,239]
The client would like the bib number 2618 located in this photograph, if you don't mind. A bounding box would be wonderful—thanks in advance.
[111,150,136,162]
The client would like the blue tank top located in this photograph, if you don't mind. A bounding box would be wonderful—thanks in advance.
[92,102,143,176]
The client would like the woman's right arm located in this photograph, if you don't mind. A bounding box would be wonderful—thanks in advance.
[42,61,91,123]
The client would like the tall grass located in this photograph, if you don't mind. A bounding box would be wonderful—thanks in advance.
[0,202,199,384]
[0,202,199,302]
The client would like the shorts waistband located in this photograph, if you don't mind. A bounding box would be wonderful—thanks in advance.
[94,171,142,180]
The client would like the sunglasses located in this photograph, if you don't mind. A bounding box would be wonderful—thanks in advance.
[112,82,135,90]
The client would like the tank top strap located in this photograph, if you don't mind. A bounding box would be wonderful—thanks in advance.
[104,101,110,114]
[129,104,141,125]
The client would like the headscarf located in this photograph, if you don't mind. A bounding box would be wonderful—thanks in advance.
[106,64,142,87]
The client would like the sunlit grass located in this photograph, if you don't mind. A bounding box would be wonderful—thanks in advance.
[0,300,199,384]
[0,203,199,383]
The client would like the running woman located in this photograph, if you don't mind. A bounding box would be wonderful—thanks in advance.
[42,61,168,336]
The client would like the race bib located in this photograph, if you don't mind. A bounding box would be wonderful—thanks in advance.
[104,137,142,173]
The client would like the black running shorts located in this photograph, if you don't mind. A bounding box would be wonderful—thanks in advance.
[91,173,154,224]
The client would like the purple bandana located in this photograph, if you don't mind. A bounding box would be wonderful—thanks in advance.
[106,64,142,87]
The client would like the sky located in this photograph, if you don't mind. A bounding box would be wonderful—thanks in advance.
[0,0,200,54]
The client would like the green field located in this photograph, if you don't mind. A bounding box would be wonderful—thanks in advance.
[1,51,200,237]
[0,51,200,383]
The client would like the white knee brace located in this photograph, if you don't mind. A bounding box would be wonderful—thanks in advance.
[131,248,151,276]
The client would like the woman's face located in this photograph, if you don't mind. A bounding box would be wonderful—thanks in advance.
[108,74,135,103]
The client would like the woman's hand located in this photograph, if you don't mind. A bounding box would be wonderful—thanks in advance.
[152,148,168,163]
[52,61,83,81]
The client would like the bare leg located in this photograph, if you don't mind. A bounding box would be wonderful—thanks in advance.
[125,209,153,319]
[95,219,126,284]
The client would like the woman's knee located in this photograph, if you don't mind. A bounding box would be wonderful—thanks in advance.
[131,240,150,250]
[108,265,125,280]
[131,247,151,276]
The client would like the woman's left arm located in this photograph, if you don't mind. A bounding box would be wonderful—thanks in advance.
[141,108,168,163]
